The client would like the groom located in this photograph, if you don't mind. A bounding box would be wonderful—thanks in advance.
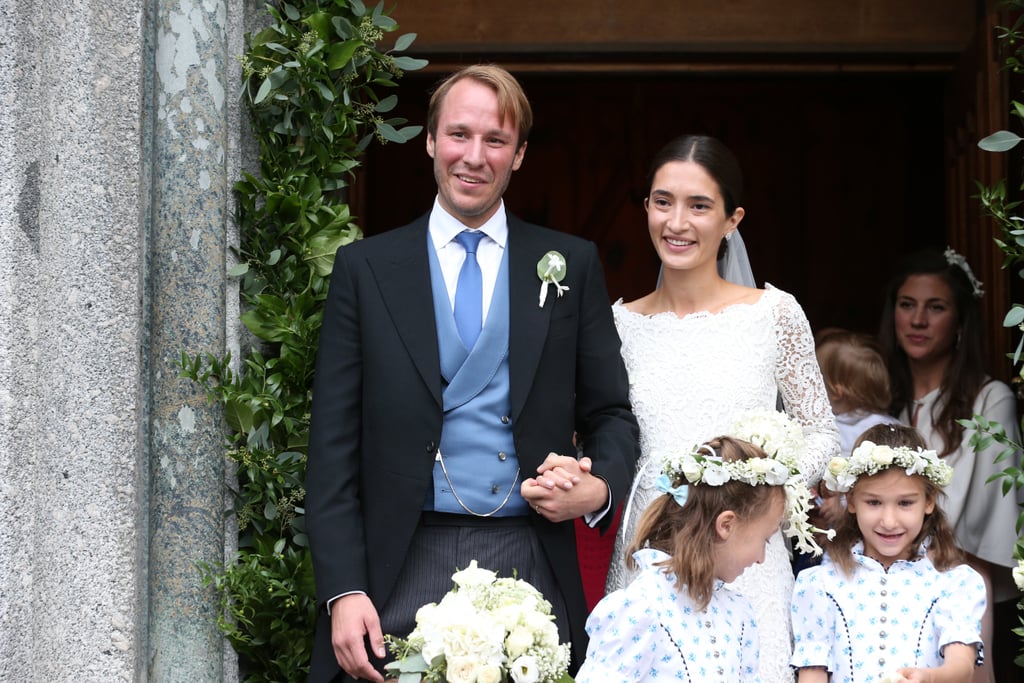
[304,64,639,683]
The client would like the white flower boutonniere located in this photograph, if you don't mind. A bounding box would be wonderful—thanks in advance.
[537,251,569,308]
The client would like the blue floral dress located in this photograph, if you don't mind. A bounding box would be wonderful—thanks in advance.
[577,548,760,682]
[790,541,985,682]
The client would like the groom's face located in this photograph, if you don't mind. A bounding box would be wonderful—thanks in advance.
[426,78,526,229]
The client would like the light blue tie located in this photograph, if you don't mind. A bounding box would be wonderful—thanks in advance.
[453,230,485,349]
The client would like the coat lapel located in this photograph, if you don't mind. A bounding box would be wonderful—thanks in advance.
[507,217,554,421]
[368,219,443,408]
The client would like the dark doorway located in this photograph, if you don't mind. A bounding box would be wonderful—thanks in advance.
[360,71,947,336]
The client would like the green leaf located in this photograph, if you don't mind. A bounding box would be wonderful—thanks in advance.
[392,55,429,71]
[228,262,250,276]
[224,398,255,434]
[374,94,398,112]
[393,32,417,52]
[326,40,362,70]
[305,11,333,40]
[978,130,1024,152]
[254,77,274,105]
[264,42,292,55]
[315,81,335,101]
[350,0,366,17]
[1004,305,1024,327]
[281,3,300,20]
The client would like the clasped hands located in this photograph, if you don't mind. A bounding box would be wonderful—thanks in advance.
[521,453,607,522]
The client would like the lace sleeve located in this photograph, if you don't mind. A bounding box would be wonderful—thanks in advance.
[770,288,839,484]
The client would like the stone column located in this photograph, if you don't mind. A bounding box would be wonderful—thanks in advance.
[146,0,238,679]
[0,0,151,680]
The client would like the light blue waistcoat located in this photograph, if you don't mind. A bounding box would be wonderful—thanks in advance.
[425,235,526,516]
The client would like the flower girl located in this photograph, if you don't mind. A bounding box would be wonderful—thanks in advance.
[577,430,819,682]
[791,424,985,682]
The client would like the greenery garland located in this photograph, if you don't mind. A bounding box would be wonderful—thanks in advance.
[179,1,425,679]
[967,1,1024,668]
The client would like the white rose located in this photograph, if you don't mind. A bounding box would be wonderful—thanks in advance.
[510,655,540,683]
[445,655,480,683]
[477,664,503,683]
[827,457,847,476]
[679,453,703,483]
[870,445,895,466]
[452,560,497,589]
[1013,560,1024,592]
[506,626,535,659]
[880,671,906,683]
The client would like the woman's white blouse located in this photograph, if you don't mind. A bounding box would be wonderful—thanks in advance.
[577,548,760,683]
[790,542,985,682]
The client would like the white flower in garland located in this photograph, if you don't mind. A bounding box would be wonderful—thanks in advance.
[944,246,984,298]
[385,560,572,683]
[822,441,953,494]
[660,408,832,557]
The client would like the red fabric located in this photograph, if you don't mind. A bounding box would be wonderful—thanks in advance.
[574,505,621,611]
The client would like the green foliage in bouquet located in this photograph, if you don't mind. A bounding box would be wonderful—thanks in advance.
[178,1,425,679]
[966,0,1024,667]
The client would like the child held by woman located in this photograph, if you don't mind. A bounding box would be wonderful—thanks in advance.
[578,426,821,682]
[791,424,985,683]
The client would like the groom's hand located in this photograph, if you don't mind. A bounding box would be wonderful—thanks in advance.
[522,454,608,522]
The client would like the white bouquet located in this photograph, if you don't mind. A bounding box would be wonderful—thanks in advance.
[385,561,573,683]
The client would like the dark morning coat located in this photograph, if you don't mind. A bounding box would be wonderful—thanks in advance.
[304,211,640,682]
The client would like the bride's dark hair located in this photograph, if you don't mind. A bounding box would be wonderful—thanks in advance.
[626,436,783,611]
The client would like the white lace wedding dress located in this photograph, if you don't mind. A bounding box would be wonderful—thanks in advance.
[606,284,838,683]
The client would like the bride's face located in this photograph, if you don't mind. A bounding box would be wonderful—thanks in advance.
[645,160,744,274]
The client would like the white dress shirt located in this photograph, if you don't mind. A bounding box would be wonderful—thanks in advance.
[428,196,507,324]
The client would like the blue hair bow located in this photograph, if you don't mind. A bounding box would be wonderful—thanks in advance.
[655,474,689,507]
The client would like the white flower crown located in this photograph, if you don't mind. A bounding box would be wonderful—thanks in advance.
[822,440,953,493]
[944,246,984,299]
[659,408,831,557]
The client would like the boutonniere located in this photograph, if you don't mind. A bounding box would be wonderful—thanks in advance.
[537,251,569,308]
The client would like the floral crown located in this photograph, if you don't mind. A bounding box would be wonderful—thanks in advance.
[658,408,831,557]
[944,246,984,299]
[822,440,953,493]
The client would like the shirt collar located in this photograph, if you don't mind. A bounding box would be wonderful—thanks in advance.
[428,196,509,251]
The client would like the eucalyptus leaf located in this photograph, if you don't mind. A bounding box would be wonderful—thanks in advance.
[375,94,398,112]
[978,130,1024,152]
[393,32,417,52]
[392,55,429,71]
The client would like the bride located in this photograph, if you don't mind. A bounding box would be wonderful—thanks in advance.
[606,134,839,682]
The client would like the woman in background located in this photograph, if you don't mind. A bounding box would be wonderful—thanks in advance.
[879,247,1022,683]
